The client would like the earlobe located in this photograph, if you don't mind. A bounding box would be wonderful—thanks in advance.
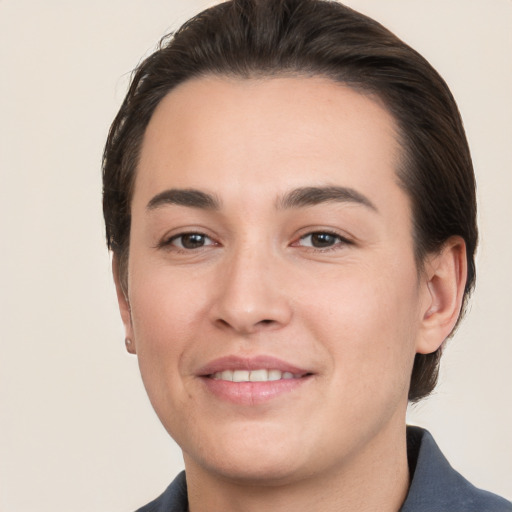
[112,255,136,354]
[416,237,467,355]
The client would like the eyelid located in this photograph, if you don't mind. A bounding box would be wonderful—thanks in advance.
[291,229,354,250]
[156,229,218,250]
[172,233,215,248]
[154,227,353,252]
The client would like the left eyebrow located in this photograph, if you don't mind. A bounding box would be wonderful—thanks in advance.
[277,186,378,212]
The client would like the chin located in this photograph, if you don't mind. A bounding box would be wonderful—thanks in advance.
[181,423,313,486]
[202,453,307,487]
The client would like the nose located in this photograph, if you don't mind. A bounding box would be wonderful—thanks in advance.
[210,246,293,335]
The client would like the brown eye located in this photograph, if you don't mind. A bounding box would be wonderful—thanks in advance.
[297,232,348,249]
[170,233,213,249]
[310,233,338,247]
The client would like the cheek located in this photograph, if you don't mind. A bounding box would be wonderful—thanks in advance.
[127,268,206,399]
[129,261,208,343]
[301,263,421,389]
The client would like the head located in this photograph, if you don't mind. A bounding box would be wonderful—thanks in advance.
[103,0,477,404]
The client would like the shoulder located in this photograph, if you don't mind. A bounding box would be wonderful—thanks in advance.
[135,471,188,512]
[401,426,512,512]
[133,431,512,512]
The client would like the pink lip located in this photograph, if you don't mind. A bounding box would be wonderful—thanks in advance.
[196,355,313,406]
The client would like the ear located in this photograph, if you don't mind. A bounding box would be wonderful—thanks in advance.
[416,236,468,355]
[112,255,136,354]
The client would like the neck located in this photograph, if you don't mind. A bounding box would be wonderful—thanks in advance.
[185,422,410,512]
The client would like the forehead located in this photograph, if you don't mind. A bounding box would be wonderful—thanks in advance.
[134,76,403,212]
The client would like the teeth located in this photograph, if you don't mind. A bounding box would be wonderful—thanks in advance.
[211,369,301,382]
[268,369,282,381]
[220,370,233,381]
[233,370,250,382]
[249,369,268,382]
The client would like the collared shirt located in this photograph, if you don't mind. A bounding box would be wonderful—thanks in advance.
[136,426,512,512]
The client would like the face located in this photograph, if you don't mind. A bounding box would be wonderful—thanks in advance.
[120,76,435,485]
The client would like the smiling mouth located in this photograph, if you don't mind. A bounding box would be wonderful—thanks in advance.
[202,370,312,405]
[209,369,307,382]
[198,356,313,404]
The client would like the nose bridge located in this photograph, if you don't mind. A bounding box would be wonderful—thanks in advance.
[212,236,292,333]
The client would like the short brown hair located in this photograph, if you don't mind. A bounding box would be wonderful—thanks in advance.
[103,0,477,402]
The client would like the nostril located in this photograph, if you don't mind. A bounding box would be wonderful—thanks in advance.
[259,319,274,325]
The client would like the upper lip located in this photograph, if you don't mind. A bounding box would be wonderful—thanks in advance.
[197,355,311,377]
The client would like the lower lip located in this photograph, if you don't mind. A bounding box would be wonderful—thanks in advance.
[200,376,311,405]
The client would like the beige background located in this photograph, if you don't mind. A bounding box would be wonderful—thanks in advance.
[1,1,511,510]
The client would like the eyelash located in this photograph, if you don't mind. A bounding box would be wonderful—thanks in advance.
[158,230,352,253]
[158,232,216,252]
[293,230,352,252]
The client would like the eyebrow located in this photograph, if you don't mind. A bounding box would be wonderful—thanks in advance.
[146,188,221,211]
[278,186,377,212]
[146,185,377,213]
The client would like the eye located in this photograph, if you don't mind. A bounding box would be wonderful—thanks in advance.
[167,232,215,250]
[297,231,349,249]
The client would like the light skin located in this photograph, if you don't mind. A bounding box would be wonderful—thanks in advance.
[114,76,467,512]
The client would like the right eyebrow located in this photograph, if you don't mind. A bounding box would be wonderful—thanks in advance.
[277,185,378,212]
[146,188,221,211]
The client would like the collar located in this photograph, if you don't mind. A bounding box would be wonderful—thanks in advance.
[400,426,511,511]
[137,426,511,511]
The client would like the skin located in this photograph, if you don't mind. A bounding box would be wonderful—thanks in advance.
[114,76,467,512]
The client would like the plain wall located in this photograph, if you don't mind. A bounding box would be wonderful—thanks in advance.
[1,1,510,510]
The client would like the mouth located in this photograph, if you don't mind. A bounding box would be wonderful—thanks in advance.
[197,356,314,405]
[209,368,307,382]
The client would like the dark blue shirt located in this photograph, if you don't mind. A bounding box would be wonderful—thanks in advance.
[136,426,511,511]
